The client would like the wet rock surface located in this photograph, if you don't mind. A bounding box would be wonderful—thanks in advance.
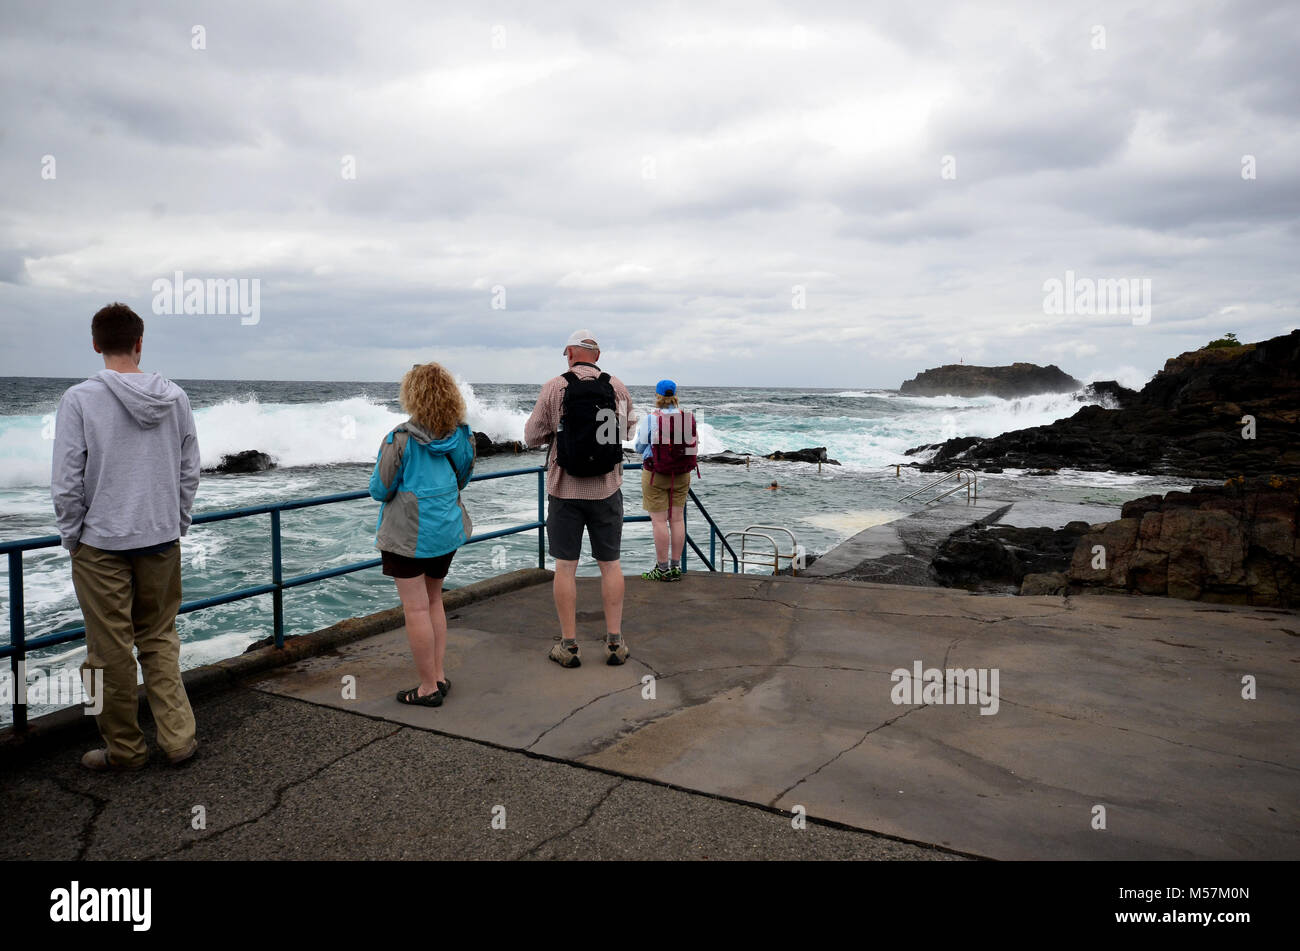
[764,446,841,465]
[933,521,1095,593]
[474,431,529,456]
[210,450,275,473]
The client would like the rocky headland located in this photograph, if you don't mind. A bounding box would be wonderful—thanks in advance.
[907,330,1300,479]
[900,362,1081,398]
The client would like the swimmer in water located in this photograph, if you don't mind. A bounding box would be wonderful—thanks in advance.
[768,480,779,491]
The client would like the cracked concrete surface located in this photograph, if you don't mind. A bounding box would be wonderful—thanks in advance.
[1,689,954,861]
[239,571,1299,860]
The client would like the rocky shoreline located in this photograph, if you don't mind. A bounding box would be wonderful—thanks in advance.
[918,477,1299,608]
[905,330,1300,480]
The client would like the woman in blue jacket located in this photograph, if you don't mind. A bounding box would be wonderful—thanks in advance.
[369,362,475,707]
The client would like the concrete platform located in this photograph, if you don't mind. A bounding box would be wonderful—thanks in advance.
[249,572,1300,860]
[0,687,954,861]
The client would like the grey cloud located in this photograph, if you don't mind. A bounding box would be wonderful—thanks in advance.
[0,0,1296,389]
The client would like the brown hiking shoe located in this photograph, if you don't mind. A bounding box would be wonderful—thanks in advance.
[167,738,199,766]
[81,749,147,772]
[606,638,629,665]
[548,640,581,668]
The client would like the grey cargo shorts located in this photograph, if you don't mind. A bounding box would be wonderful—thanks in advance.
[546,491,623,562]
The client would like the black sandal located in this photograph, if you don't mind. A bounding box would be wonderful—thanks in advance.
[396,685,443,707]
[438,678,450,697]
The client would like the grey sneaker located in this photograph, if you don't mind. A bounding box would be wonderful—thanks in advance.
[606,637,629,665]
[549,640,581,668]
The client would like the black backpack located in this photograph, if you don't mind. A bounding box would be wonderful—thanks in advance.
[556,367,623,477]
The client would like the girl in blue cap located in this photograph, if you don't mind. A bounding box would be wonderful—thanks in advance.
[634,379,699,581]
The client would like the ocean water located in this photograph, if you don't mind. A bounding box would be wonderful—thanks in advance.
[0,376,1198,723]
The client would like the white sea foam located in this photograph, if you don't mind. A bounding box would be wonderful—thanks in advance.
[0,382,532,488]
[0,384,1106,487]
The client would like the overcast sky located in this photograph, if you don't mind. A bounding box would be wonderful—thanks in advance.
[1,0,1296,389]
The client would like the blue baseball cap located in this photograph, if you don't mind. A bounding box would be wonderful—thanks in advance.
[656,379,677,396]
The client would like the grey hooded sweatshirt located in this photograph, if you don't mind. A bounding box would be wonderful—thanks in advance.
[51,370,201,551]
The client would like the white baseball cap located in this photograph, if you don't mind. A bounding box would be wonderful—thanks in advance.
[563,329,600,353]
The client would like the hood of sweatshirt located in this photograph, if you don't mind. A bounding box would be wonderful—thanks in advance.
[402,420,469,453]
[94,370,185,429]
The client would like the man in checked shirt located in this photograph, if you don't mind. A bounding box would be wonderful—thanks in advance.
[524,330,636,668]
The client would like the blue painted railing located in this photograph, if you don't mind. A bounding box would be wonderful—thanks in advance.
[1,462,738,731]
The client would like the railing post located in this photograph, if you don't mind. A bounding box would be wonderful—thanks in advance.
[271,510,284,648]
[682,503,688,573]
[9,550,26,732]
[709,523,716,572]
[537,469,546,570]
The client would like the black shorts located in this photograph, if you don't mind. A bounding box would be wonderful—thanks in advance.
[381,549,455,580]
[546,491,623,562]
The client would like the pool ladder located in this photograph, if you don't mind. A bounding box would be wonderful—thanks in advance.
[895,468,979,504]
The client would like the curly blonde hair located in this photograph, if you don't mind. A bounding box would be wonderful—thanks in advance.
[655,394,679,409]
[399,362,466,438]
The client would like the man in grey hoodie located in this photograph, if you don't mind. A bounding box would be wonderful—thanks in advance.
[51,303,200,771]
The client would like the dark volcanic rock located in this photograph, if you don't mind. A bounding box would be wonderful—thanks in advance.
[764,447,841,465]
[212,450,275,473]
[900,362,1082,398]
[932,436,981,465]
[1079,380,1139,408]
[699,451,751,465]
[906,329,1300,479]
[473,431,528,456]
[933,521,1093,593]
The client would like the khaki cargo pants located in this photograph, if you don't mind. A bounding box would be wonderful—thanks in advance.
[71,542,196,766]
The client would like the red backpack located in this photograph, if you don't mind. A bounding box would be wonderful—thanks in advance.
[647,410,701,488]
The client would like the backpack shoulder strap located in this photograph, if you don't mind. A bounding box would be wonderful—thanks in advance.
[682,412,702,477]
[561,371,579,385]
[598,372,610,384]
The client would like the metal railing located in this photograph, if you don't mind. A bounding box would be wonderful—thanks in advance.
[1,461,739,731]
[895,467,979,504]
[722,524,802,575]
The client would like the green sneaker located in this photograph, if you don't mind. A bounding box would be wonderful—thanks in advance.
[641,566,669,581]
[606,637,629,666]
[665,566,683,582]
[548,640,581,668]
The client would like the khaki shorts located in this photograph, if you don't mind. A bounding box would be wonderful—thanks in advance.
[641,469,691,512]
